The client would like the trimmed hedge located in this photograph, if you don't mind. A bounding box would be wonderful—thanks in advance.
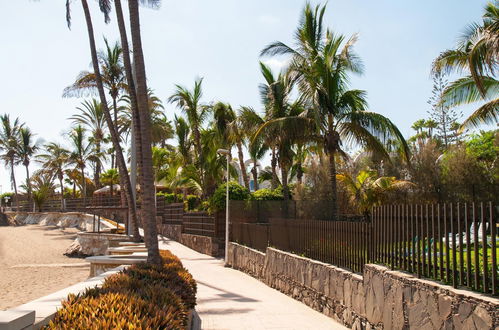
[251,188,284,201]
[211,181,250,211]
[45,250,196,329]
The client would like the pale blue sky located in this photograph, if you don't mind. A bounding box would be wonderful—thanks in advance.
[0,0,489,192]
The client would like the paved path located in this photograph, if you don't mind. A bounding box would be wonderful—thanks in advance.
[158,237,346,330]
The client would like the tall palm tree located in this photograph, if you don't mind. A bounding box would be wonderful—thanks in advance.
[66,0,141,242]
[0,114,23,209]
[127,0,162,264]
[261,3,409,218]
[68,125,91,200]
[238,106,268,191]
[70,99,107,188]
[101,168,120,196]
[63,39,126,133]
[212,102,250,189]
[37,142,70,209]
[16,127,40,204]
[433,2,498,129]
[168,78,208,195]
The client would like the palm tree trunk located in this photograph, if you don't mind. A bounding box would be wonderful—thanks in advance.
[237,141,249,189]
[95,141,101,188]
[10,159,19,211]
[80,166,87,203]
[297,162,303,185]
[328,151,339,220]
[252,159,259,191]
[128,0,161,264]
[280,165,290,200]
[59,174,64,211]
[80,0,141,241]
[271,147,278,190]
[115,0,144,241]
[193,126,205,196]
[24,164,32,211]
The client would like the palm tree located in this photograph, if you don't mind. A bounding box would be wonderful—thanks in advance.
[238,106,269,191]
[66,0,141,242]
[212,102,250,189]
[101,168,120,196]
[261,3,409,218]
[16,127,40,205]
[337,170,414,217]
[174,115,192,166]
[37,142,70,209]
[70,99,107,188]
[432,2,498,129]
[68,125,91,200]
[0,114,23,210]
[168,78,209,195]
[126,0,162,263]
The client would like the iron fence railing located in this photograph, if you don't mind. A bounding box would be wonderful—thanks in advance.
[230,200,498,295]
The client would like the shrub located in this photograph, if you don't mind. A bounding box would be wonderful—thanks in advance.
[185,195,200,211]
[156,192,183,203]
[210,181,250,211]
[251,188,284,201]
[45,249,195,329]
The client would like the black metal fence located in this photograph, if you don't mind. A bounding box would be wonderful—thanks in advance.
[230,200,498,295]
[372,202,497,295]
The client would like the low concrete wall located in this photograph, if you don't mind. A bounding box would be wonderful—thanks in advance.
[158,223,182,241]
[6,212,115,232]
[227,243,499,329]
[180,233,221,257]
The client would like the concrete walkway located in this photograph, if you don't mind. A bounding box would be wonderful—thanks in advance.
[158,237,346,330]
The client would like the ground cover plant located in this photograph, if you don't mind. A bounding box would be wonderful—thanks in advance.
[45,250,196,329]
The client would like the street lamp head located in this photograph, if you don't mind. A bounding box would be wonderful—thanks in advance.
[217,149,230,156]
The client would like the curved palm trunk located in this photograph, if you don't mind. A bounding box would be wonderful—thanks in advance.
[80,0,141,241]
[271,147,278,190]
[236,141,249,189]
[115,0,144,241]
[128,0,161,264]
[10,159,19,211]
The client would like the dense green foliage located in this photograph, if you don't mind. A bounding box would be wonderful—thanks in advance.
[251,188,284,201]
[45,250,196,329]
[211,181,250,211]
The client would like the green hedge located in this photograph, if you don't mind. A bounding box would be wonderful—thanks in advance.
[210,181,250,211]
[45,250,196,329]
[156,192,183,204]
[251,188,284,201]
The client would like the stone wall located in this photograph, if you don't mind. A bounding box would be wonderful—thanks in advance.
[180,233,221,257]
[157,223,182,242]
[76,232,131,256]
[227,243,499,329]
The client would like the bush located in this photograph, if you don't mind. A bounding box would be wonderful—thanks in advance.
[185,195,200,211]
[45,250,196,329]
[210,181,250,211]
[156,192,183,203]
[251,188,284,201]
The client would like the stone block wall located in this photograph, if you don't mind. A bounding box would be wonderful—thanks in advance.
[157,223,182,242]
[180,233,221,257]
[227,243,499,329]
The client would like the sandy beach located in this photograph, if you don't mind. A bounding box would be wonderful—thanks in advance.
[0,225,89,310]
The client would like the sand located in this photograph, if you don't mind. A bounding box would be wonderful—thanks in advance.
[0,225,90,310]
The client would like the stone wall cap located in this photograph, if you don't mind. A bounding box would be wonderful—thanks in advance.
[0,310,35,330]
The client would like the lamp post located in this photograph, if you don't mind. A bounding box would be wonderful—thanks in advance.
[217,148,230,264]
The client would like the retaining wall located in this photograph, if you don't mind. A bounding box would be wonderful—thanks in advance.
[227,243,499,329]
[157,223,182,241]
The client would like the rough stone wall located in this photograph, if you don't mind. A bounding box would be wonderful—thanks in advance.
[77,232,131,256]
[157,224,182,242]
[180,233,221,257]
[227,243,499,330]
